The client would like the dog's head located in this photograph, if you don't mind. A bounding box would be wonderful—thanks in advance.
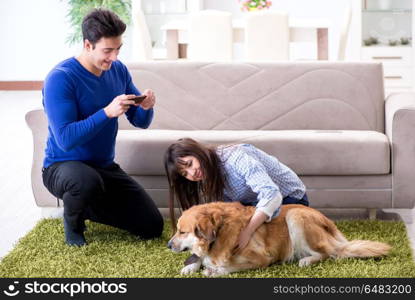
[167,204,223,257]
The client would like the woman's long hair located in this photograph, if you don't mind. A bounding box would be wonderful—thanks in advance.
[164,138,226,230]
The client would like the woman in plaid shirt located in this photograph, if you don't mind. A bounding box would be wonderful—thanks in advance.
[164,138,308,252]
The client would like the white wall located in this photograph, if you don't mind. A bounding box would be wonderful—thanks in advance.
[0,0,133,81]
[0,0,351,80]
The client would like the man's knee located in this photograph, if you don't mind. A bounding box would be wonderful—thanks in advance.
[59,162,104,197]
[151,215,164,238]
[135,215,164,240]
[69,174,104,198]
[45,161,104,204]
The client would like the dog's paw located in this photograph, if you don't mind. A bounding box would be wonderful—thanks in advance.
[202,267,229,277]
[298,256,315,267]
[299,254,323,267]
[202,267,215,277]
[180,263,201,275]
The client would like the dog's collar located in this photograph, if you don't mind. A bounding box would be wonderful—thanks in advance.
[184,253,200,266]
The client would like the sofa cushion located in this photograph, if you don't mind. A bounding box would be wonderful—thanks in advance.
[126,62,385,132]
[115,130,390,176]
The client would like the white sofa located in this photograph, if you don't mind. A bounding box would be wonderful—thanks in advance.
[26,61,415,217]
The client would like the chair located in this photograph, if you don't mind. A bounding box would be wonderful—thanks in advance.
[132,8,153,61]
[244,10,289,61]
[337,2,352,60]
[187,10,233,61]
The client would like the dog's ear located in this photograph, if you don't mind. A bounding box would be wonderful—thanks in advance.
[195,210,223,243]
[211,210,223,229]
[195,217,216,242]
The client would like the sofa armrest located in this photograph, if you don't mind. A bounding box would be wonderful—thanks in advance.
[385,92,415,208]
[25,109,57,207]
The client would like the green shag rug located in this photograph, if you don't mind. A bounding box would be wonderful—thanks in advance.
[0,218,414,278]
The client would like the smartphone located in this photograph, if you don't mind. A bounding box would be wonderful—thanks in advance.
[131,95,147,104]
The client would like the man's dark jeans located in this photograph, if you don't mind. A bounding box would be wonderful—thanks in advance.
[42,161,163,239]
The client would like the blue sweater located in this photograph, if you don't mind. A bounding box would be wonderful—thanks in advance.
[42,57,153,168]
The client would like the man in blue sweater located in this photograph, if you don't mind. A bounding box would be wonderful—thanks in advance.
[42,9,163,246]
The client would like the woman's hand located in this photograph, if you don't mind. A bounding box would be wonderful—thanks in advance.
[233,227,254,254]
[232,210,268,255]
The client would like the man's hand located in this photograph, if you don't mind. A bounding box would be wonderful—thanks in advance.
[103,89,156,118]
[138,89,156,110]
[104,94,136,118]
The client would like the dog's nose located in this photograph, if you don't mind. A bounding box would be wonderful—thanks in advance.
[167,240,172,249]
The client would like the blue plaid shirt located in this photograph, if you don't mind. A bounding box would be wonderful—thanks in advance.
[217,144,306,218]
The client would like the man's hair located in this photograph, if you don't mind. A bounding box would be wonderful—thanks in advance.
[82,8,126,46]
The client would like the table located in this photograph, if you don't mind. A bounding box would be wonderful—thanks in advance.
[161,17,330,60]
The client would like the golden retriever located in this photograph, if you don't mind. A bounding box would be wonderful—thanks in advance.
[167,202,391,277]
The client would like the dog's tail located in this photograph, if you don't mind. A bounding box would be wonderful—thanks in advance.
[335,240,391,258]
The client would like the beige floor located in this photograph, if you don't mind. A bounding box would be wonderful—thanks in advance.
[0,91,43,259]
[0,90,414,260]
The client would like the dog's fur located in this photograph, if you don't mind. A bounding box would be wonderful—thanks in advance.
[167,202,391,277]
